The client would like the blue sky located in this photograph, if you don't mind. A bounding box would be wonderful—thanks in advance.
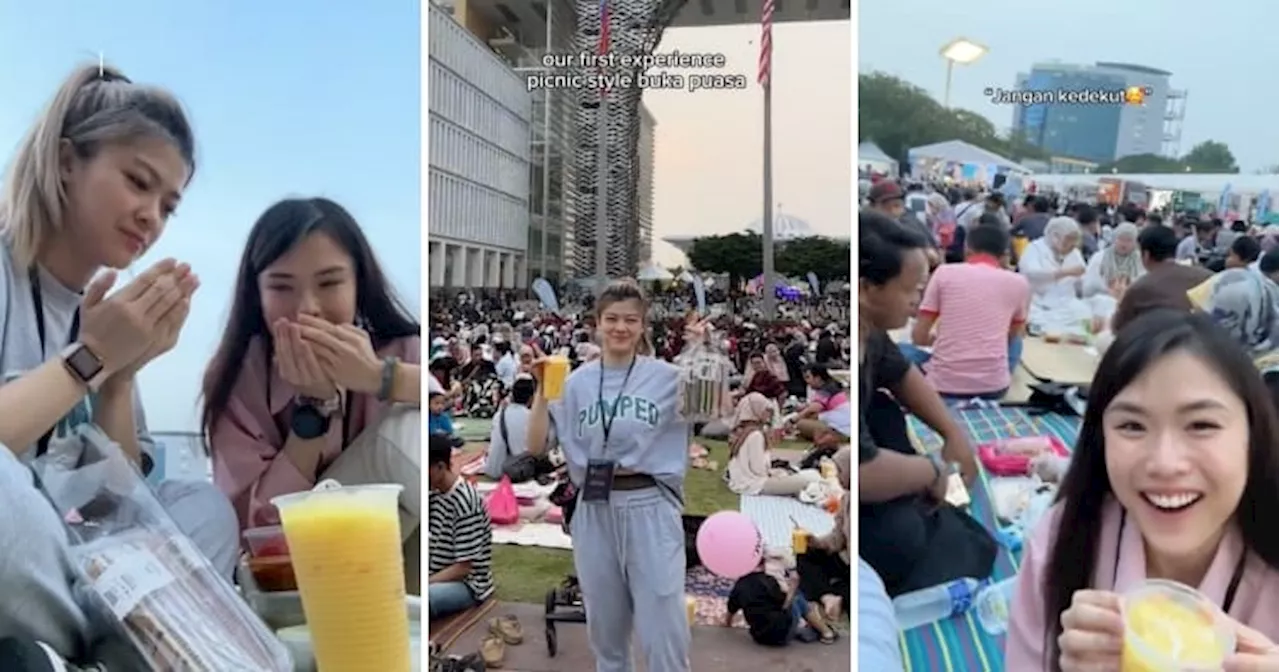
[0,2,421,431]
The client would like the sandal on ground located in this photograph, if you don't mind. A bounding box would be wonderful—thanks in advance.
[818,628,838,645]
[480,635,505,667]
[488,614,524,645]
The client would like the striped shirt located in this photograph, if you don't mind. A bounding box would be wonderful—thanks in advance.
[918,256,1030,395]
[428,478,495,601]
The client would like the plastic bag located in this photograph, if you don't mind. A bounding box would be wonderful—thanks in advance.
[33,425,291,672]
[485,475,519,525]
[675,340,731,422]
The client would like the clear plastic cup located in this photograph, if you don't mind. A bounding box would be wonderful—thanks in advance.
[272,484,410,672]
[542,355,569,400]
[1120,579,1235,672]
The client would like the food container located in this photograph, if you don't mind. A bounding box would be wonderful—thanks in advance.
[244,525,291,558]
[248,555,299,592]
[1120,579,1234,672]
[677,345,729,422]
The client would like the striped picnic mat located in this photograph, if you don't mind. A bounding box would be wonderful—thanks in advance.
[900,407,1080,672]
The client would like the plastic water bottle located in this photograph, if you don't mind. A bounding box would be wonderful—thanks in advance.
[892,577,983,631]
[975,577,1019,635]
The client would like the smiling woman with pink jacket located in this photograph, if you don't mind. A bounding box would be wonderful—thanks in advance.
[1004,311,1278,672]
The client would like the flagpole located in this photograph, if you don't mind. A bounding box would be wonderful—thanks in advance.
[759,2,777,320]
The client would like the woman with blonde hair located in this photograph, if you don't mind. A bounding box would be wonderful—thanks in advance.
[526,280,705,672]
[724,392,819,497]
[0,64,239,670]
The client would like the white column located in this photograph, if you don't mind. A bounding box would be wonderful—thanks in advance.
[430,242,446,287]
[501,252,515,288]
[486,251,500,288]
[467,247,484,288]
[514,256,527,289]
[448,244,466,287]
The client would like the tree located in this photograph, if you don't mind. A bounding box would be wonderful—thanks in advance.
[1181,141,1238,173]
[1094,153,1188,174]
[686,233,764,287]
[1095,142,1241,175]
[776,236,850,283]
[858,72,1047,166]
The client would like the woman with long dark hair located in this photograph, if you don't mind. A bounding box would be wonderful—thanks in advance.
[202,198,422,582]
[1005,310,1279,671]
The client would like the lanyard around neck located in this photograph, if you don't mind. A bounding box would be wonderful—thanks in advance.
[31,268,81,457]
[597,356,638,454]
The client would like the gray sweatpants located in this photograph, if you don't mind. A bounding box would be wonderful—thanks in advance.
[570,487,691,672]
[0,445,239,666]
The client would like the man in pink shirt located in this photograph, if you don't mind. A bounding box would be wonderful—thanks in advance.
[909,225,1030,401]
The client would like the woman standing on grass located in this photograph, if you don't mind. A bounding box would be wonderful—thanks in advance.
[527,280,704,672]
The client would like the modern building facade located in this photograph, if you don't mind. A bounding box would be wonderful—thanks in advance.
[636,103,656,266]
[1011,61,1186,164]
[427,2,531,290]
[438,0,849,283]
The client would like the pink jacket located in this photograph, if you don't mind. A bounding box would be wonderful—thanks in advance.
[1006,498,1278,669]
[209,335,420,530]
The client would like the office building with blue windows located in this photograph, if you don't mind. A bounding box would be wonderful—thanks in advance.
[1011,61,1187,164]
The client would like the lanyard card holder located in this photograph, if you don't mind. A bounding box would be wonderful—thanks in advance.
[581,459,616,502]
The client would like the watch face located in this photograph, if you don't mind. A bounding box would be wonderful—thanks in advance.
[291,405,329,439]
[67,345,104,382]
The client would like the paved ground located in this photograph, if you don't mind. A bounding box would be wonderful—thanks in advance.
[444,602,849,672]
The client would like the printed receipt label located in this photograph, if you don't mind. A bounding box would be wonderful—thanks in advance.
[91,543,176,620]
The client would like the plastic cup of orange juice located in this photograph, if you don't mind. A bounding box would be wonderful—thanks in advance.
[272,484,410,672]
[1120,579,1235,672]
[542,355,569,400]
[791,528,808,554]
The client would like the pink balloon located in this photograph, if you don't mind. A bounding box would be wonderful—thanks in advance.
[695,511,763,579]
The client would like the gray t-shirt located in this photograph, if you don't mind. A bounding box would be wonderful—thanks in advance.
[548,356,689,506]
[0,240,154,462]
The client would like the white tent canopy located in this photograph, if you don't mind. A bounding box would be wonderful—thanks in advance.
[636,262,673,282]
[858,139,898,175]
[908,139,1030,174]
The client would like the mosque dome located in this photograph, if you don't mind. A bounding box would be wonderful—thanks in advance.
[744,212,814,241]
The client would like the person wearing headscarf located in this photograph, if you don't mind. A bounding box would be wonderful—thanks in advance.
[798,444,851,621]
[1018,216,1095,334]
[1192,266,1280,353]
[1082,222,1144,297]
[725,393,819,496]
[763,343,790,383]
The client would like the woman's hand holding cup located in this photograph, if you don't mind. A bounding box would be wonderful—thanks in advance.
[1057,589,1124,671]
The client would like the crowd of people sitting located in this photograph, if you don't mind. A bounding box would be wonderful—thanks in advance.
[426,280,855,669]
[856,177,1279,671]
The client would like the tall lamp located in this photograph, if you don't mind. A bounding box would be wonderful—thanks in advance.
[940,38,989,108]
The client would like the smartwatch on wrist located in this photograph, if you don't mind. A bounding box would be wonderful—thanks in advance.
[59,342,104,389]
[290,394,342,440]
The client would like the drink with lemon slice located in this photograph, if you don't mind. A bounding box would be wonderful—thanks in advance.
[1120,579,1235,671]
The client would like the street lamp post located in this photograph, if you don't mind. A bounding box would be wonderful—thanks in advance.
[939,38,989,108]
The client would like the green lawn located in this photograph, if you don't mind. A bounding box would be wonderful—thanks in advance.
[490,439,805,604]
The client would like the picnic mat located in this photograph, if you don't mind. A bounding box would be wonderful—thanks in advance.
[453,416,494,441]
[429,596,498,650]
[684,566,747,628]
[740,494,835,549]
[900,406,1080,672]
[491,522,573,550]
